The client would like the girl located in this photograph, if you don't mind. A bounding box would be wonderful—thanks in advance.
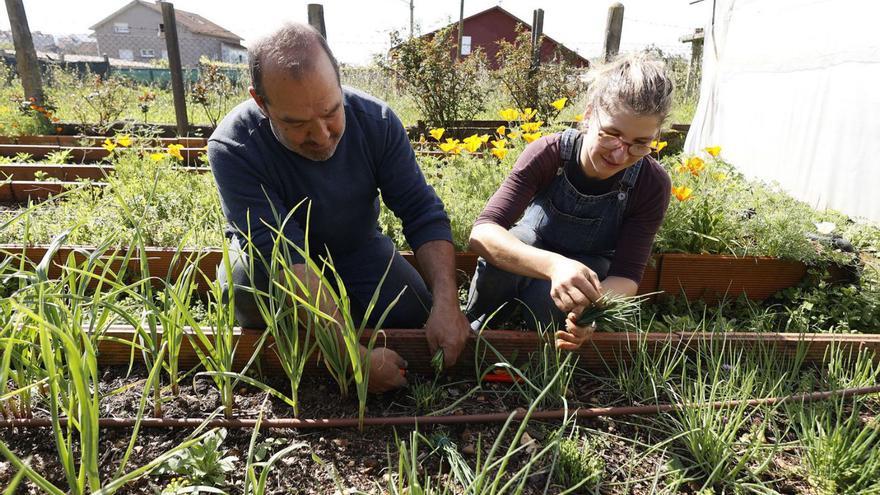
[466,52,673,350]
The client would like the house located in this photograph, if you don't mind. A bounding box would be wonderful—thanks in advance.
[89,1,247,66]
[412,6,589,70]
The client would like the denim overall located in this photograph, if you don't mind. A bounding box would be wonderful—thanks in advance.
[465,128,643,330]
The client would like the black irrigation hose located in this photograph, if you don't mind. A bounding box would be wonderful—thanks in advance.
[1,384,879,430]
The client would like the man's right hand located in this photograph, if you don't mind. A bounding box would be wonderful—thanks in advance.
[548,256,602,315]
[366,347,408,393]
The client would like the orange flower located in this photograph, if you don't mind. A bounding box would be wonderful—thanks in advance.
[671,185,693,201]
[438,138,461,155]
[687,156,705,176]
[166,143,184,160]
[496,125,506,137]
[522,132,542,143]
[519,108,538,121]
[490,147,508,160]
[650,140,668,153]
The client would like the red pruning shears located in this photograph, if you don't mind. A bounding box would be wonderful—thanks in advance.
[482,369,523,383]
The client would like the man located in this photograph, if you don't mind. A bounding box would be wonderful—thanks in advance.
[208,22,470,392]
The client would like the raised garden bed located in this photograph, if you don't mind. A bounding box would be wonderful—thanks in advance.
[0,244,824,302]
[96,325,880,377]
[0,180,104,203]
[0,163,205,181]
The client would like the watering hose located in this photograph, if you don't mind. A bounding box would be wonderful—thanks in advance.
[1,384,878,430]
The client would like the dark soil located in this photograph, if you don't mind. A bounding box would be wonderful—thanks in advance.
[0,363,820,494]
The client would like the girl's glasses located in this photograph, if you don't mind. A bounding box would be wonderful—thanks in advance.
[594,112,655,157]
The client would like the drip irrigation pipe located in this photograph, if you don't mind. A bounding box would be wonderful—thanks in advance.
[1,384,878,430]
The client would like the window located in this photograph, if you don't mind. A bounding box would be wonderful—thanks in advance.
[139,48,156,58]
[113,22,130,34]
[118,49,133,60]
[461,35,472,56]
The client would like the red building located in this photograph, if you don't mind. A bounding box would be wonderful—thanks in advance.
[415,6,589,69]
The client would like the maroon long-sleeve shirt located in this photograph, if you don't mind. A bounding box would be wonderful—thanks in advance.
[474,133,671,284]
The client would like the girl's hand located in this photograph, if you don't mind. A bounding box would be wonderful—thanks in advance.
[555,312,597,351]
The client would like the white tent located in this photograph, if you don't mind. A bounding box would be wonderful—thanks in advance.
[684,0,880,222]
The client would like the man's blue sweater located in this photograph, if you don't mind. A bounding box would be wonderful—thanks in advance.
[208,87,452,265]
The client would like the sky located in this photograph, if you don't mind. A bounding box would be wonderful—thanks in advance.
[0,0,711,65]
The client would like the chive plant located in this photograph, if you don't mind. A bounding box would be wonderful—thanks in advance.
[575,292,652,329]
[0,237,213,494]
[243,201,403,427]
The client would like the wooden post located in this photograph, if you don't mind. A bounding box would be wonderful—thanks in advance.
[530,9,544,73]
[679,28,704,96]
[409,0,414,39]
[308,4,326,40]
[603,2,624,62]
[457,0,465,61]
[4,0,45,107]
[160,2,189,136]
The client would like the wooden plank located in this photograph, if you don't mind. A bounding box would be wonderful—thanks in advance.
[0,163,206,181]
[658,254,807,303]
[0,135,208,147]
[95,326,880,376]
[0,144,205,165]
[0,180,104,203]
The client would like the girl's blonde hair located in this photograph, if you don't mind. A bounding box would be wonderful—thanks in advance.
[581,52,674,128]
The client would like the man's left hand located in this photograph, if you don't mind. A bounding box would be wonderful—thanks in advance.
[424,302,470,370]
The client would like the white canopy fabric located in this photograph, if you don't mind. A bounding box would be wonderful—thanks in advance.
[684,0,880,222]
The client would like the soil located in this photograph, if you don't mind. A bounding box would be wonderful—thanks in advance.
[0,363,823,494]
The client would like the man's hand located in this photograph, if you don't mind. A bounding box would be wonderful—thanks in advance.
[424,302,470,369]
[555,312,597,351]
[366,347,408,393]
[548,257,602,316]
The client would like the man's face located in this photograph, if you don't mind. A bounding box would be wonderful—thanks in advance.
[250,51,345,162]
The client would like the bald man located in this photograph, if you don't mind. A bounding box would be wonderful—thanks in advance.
[208,22,470,392]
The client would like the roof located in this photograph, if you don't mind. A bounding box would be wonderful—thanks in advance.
[417,5,589,65]
[89,1,242,42]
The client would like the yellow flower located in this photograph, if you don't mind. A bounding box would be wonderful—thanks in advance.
[438,138,461,154]
[490,138,508,149]
[499,108,519,121]
[671,185,693,201]
[479,133,490,143]
[573,113,584,122]
[102,138,116,153]
[520,121,544,133]
[704,145,721,158]
[496,125,506,137]
[522,132,542,143]
[507,131,521,140]
[713,172,727,181]
[167,143,185,161]
[114,134,132,147]
[519,108,537,121]
[687,156,705,176]
[428,128,445,141]
[650,140,668,153]
[149,152,165,162]
[491,147,508,160]
[418,134,426,144]
[675,163,689,174]
[551,97,568,111]
[462,134,483,153]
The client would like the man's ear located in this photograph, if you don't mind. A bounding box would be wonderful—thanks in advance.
[249,87,269,116]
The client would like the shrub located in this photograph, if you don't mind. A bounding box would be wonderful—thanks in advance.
[493,27,584,122]
[379,27,488,127]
